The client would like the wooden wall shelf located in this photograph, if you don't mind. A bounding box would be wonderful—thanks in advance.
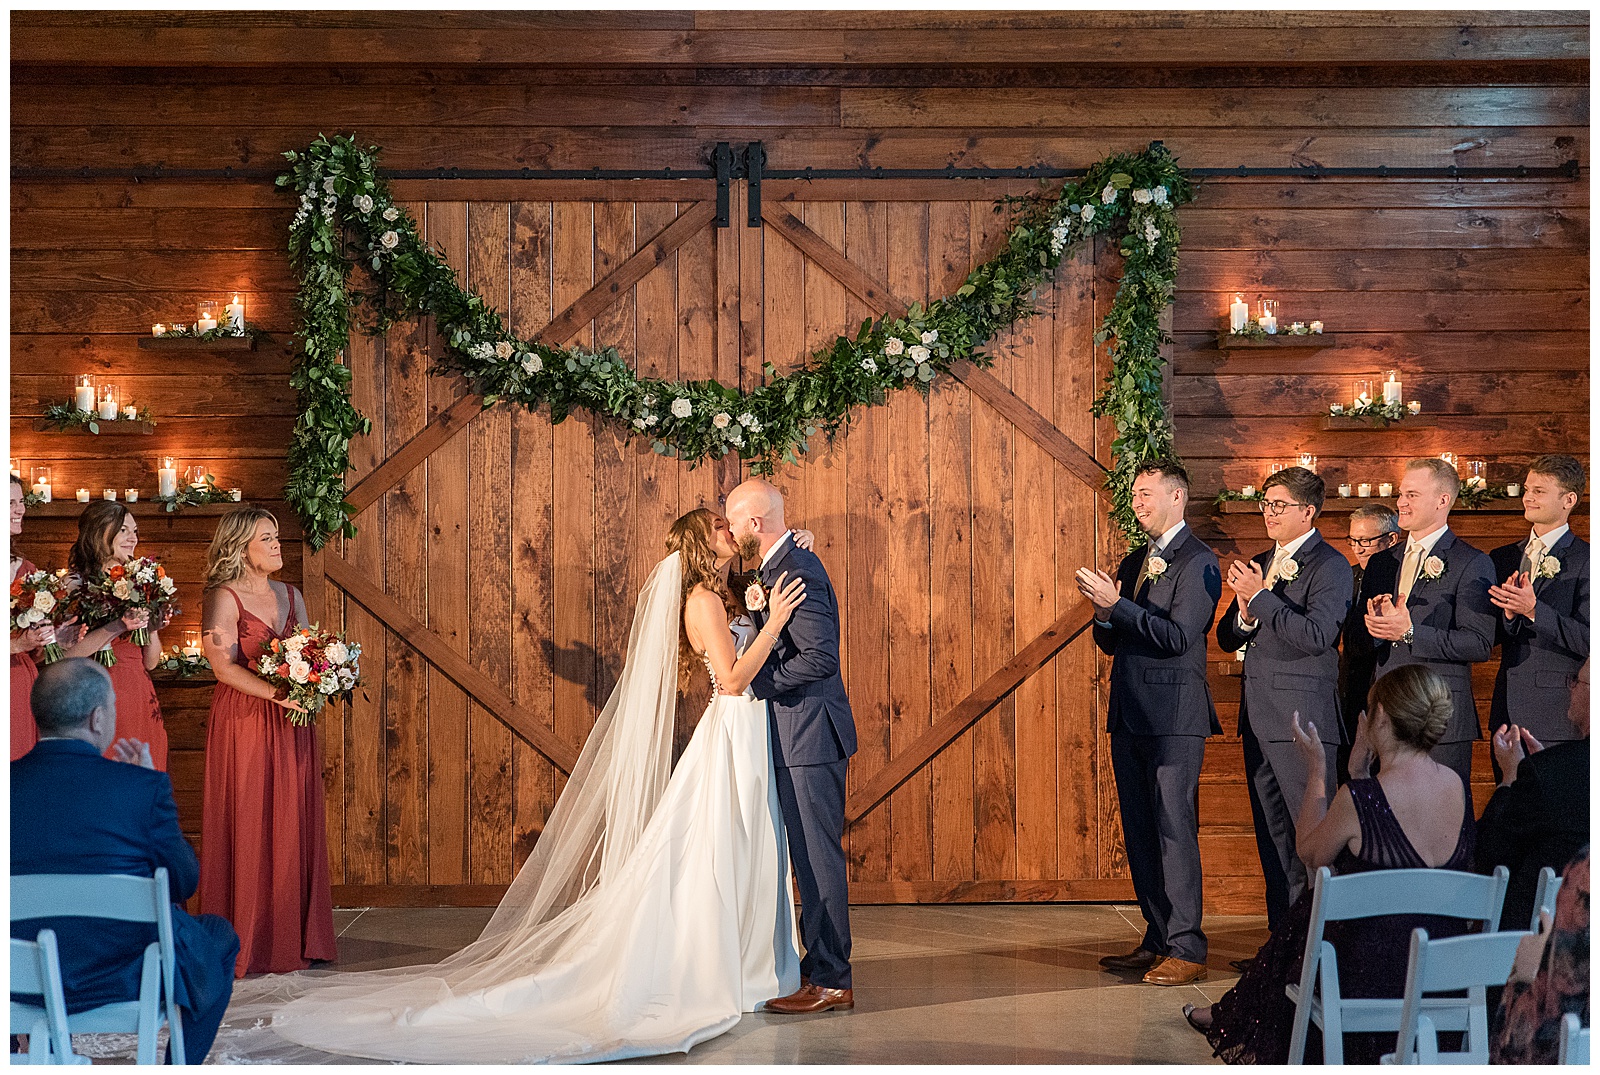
[24,500,245,517]
[1218,497,1531,515]
[32,419,156,435]
[1215,332,1335,351]
[137,336,256,351]
[150,670,216,688]
[1321,415,1438,430]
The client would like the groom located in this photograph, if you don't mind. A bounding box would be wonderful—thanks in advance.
[725,478,857,1014]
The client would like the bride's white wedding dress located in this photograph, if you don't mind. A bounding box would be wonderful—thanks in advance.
[204,553,800,1064]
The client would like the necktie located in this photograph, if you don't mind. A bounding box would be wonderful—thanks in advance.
[1397,540,1425,601]
[1263,546,1290,590]
[1520,536,1545,580]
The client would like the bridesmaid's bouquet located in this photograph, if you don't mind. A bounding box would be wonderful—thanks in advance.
[255,624,362,726]
[79,556,178,664]
[10,568,71,663]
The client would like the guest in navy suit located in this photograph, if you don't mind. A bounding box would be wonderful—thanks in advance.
[11,658,239,1063]
[1337,504,1402,778]
[725,478,857,1014]
[1488,454,1589,767]
[1358,457,1496,791]
[1217,466,1353,931]
[1078,459,1222,987]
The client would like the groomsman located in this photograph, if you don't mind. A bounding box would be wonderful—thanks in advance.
[1488,454,1589,771]
[1077,460,1221,986]
[1359,458,1496,790]
[1216,466,1352,932]
[1338,505,1402,776]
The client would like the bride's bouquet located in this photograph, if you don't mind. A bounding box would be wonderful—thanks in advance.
[10,568,71,663]
[77,556,177,664]
[255,624,362,726]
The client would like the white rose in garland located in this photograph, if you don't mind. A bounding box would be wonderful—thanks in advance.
[353,194,374,214]
[712,412,731,429]
[277,135,1192,548]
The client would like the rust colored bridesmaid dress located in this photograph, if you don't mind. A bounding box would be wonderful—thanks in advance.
[200,584,336,977]
[103,635,169,771]
[11,557,39,760]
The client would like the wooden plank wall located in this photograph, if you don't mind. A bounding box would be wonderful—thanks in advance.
[11,11,1588,912]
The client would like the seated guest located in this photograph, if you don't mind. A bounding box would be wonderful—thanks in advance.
[11,658,239,1063]
[1338,504,1401,780]
[1478,659,1590,932]
[1488,454,1589,778]
[1183,665,1475,1064]
[1492,847,1589,1065]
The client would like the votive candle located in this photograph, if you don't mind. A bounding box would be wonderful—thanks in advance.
[124,489,140,503]
[102,489,117,501]
[1407,400,1422,415]
[1337,483,1353,498]
[1240,484,1256,497]
[1357,483,1373,498]
[1507,482,1523,497]
[74,488,90,503]
[1378,482,1394,497]
[122,404,138,421]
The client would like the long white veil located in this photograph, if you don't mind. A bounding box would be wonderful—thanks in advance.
[208,552,686,1063]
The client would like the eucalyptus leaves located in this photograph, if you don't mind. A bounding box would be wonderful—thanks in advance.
[278,136,1191,548]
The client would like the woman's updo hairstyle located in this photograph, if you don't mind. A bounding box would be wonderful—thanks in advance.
[1368,664,1453,752]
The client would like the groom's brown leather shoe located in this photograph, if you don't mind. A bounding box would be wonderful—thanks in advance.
[1143,957,1207,986]
[765,983,854,1013]
[1098,946,1162,971]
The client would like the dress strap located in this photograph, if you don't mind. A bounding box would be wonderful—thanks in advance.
[222,585,247,617]
[288,584,303,629]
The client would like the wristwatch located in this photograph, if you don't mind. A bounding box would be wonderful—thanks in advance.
[1401,625,1415,645]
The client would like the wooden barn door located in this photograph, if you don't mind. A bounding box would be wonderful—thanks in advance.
[311,178,1134,906]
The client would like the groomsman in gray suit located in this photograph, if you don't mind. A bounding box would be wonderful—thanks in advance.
[1358,457,1497,791]
[1077,459,1221,987]
[1216,466,1352,932]
[1488,454,1590,771]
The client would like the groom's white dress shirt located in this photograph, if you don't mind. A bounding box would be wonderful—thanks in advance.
[759,530,795,572]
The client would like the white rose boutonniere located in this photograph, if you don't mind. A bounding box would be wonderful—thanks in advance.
[744,581,767,612]
[1538,555,1561,580]
[1143,555,1168,582]
[1421,555,1447,581]
[1277,559,1300,582]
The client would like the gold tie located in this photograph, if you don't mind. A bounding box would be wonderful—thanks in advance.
[1521,537,1545,580]
[1263,546,1290,590]
[1397,540,1425,601]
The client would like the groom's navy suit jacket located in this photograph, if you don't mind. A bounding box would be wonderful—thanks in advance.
[751,536,857,768]
[1489,529,1589,744]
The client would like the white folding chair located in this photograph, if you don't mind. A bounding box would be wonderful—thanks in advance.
[10,871,186,1065]
[1286,865,1509,1064]
[1532,866,1563,932]
[1560,1012,1591,1065]
[10,930,90,1065]
[1382,926,1524,1063]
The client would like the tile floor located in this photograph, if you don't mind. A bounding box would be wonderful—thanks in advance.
[309,902,1268,1065]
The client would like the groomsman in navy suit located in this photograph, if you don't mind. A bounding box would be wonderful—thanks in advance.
[1077,459,1221,987]
[12,659,239,1063]
[1216,466,1352,932]
[1358,458,1497,791]
[1488,454,1590,772]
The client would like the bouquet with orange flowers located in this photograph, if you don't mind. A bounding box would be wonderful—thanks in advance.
[10,568,71,664]
[255,624,362,726]
[77,556,178,664]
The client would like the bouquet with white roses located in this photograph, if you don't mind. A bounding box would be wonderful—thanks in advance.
[10,568,71,663]
[255,624,362,726]
[77,556,177,664]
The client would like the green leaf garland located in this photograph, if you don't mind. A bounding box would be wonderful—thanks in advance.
[279,135,1192,549]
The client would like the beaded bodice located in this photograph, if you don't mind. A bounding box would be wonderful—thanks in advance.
[702,616,755,698]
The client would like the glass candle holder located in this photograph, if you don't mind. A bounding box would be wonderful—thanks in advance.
[1297,453,1318,473]
[73,374,96,413]
[9,458,19,479]
[1352,379,1373,406]
[157,457,179,498]
[96,382,120,421]
[1439,452,1460,472]
[1382,369,1403,404]
[1258,299,1279,335]
[195,300,220,332]
[1268,461,1287,475]
[30,465,52,503]
[184,464,209,490]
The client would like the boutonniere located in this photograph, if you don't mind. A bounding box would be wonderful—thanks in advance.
[1143,555,1168,582]
[1537,555,1562,580]
[1277,559,1300,582]
[1420,555,1447,582]
[744,581,768,611]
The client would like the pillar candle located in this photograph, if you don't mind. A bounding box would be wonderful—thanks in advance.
[1229,294,1249,332]
[1383,372,1403,404]
[225,294,246,333]
[97,396,118,421]
[73,378,94,413]
[158,465,178,498]
[33,483,51,503]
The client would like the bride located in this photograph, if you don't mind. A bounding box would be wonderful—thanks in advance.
[210,507,809,1064]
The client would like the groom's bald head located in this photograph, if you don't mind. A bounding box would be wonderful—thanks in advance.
[724,479,787,558]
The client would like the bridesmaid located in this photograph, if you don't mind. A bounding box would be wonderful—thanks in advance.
[61,500,169,770]
[9,474,73,760]
[199,506,335,976]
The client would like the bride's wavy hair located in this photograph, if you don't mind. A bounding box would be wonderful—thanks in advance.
[665,507,744,691]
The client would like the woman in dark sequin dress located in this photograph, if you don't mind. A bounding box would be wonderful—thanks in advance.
[1184,665,1476,1064]
[1492,847,1589,1064]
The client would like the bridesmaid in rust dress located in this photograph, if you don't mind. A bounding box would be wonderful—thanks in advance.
[61,501,170,770]
[199,506,336,977]
[10,474,61,760]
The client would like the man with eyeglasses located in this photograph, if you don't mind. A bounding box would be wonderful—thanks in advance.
[1487,454,1590,776]
[1339,505,1402,774]
[1217,466,1352,932]
[1358,457,1497,791]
